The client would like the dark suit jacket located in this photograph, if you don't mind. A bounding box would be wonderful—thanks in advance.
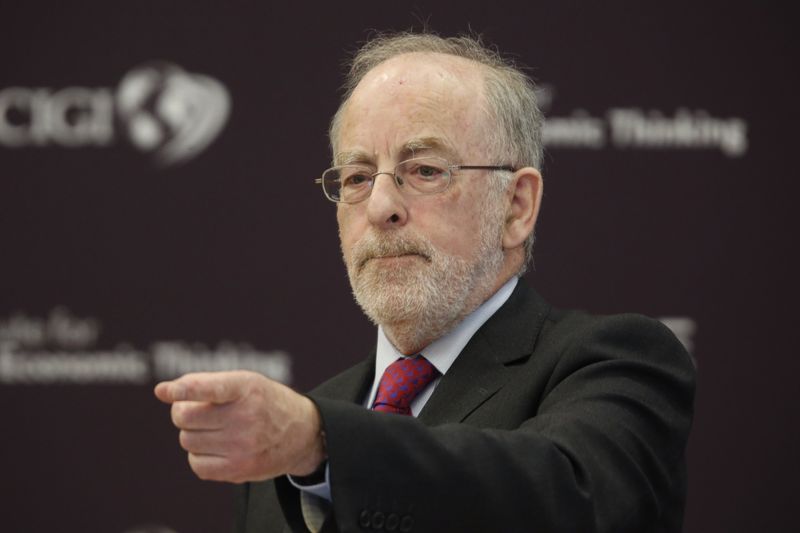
[235,282,696,533]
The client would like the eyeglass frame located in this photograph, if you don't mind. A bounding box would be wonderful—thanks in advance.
[314,156,517,204]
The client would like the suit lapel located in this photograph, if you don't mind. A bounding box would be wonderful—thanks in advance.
[418,282,551,425]
[417,332,512,425]
[310,283,551,425]
[311,354,375,405]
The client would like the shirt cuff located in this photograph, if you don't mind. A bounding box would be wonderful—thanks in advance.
[287,462,332,501]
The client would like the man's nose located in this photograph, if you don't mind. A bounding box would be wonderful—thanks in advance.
[366,172,408,228]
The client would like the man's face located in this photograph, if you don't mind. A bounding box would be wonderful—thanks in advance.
[335,53,510,352]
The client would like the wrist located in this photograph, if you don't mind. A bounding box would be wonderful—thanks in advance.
[288,397,328,476]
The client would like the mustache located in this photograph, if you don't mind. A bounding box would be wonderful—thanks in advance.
[350,232,435,271]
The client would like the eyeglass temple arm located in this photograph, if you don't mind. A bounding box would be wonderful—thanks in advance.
[455,165,517,172]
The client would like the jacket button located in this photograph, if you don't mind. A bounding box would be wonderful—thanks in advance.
[399,515,414,532]
[385,513,400,531]
[371,511,385,529]
[359,509,371,528]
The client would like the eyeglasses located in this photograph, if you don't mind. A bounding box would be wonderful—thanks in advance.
[315,156,516,204]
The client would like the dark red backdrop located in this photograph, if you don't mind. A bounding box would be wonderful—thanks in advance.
[1,2,797,532]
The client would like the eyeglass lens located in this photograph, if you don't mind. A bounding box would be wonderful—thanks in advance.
[322,157,451,203]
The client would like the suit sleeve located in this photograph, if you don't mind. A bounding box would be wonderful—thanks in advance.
[283,314,696,533]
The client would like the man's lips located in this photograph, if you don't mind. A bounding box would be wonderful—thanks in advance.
[358,253,430,269]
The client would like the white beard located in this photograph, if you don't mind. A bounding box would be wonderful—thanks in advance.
[343,197,506,351]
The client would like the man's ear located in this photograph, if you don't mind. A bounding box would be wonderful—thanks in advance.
[503,167,543,249]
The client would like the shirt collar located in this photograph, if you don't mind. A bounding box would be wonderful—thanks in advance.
[374,276,518,379]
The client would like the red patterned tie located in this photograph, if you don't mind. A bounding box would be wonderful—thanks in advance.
[371,356,439,415]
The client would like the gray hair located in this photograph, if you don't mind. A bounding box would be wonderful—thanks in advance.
[329,31,544,273]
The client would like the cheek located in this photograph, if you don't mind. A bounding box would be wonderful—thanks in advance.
[412,192,486,258]
[452,224,485,257]
[336,207,362,252]
[436,226,475,258]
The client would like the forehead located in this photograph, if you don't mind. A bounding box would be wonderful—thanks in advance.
[335,53,490,164]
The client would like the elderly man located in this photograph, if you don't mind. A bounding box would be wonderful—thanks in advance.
[155,33,695,533]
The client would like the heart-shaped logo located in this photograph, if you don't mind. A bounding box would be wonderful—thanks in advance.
[116,62,231,166]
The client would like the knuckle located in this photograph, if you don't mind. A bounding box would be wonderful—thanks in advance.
[189,454,216,481]
[170,403,184,426]
[172,401,198,427]
[182,378,198,398]
[178,430,192,451]
[215,380,229,401]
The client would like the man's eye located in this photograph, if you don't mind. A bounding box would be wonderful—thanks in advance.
[343,173,371,187]
[416,165,444,180]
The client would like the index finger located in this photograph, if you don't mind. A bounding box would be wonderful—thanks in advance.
[153,371,246,404]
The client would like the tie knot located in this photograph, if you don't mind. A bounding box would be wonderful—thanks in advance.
[372,356,439,416]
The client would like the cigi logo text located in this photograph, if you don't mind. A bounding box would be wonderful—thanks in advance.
[0,62,230,165]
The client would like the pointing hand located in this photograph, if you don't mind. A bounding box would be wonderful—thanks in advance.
[154,371,325,483]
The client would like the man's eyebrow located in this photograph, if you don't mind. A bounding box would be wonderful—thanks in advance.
[334,151,373,166]
[400,137,459,161]
[334,138,459,166]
